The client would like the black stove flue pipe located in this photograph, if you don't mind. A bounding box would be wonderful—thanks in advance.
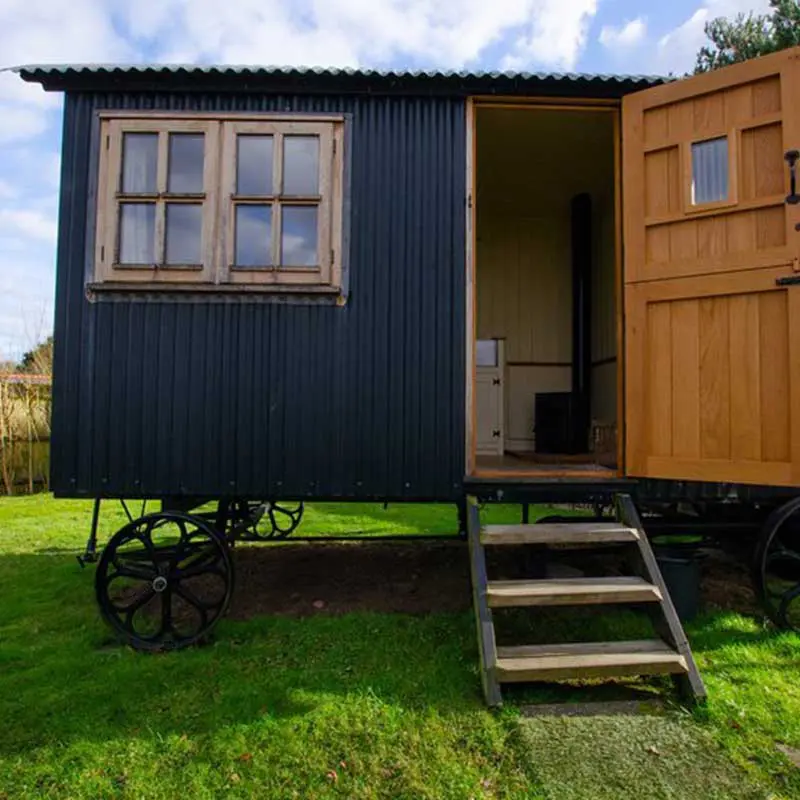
[570,193,592,453]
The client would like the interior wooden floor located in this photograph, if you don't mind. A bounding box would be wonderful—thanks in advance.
[475,452,617,477]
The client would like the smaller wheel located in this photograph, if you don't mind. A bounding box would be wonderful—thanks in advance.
[753,497,800,631]
[95,511,234,651]
[236,500,305,540]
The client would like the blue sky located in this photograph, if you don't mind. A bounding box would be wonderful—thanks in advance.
[0,0,769,361]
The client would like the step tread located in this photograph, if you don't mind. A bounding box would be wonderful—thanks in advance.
[494,639,688,683]
[481,522,640,546]
[486,576,662,607]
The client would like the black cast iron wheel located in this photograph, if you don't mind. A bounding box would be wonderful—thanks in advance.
[234,500,305,540]
[95,511,234,651]
[753,496,800,631]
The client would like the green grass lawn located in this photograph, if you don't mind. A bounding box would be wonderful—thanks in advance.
[1,495,800,799]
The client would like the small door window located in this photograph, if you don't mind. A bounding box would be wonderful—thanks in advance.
[691,137,728,205]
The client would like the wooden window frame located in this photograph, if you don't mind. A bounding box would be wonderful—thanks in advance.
[95,119,220,284]
[220,120,337,287]
[682,132,739,214]
[93,112,345,292]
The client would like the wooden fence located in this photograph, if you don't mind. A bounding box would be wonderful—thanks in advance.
[0,374,51,495]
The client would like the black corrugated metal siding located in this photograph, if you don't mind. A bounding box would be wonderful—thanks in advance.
[52,91,466,501]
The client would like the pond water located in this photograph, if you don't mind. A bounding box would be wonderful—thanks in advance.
[0,439,50,494]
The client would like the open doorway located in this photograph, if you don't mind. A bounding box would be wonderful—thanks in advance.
[470,104,620,477]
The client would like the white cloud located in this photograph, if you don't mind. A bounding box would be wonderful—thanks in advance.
[0,107,50,144]
[0,209,58,244]
[0,0,132,146]
[0,242,55,360]
[118,0,598,71]
[599,18,647,50]
[656,0,771,74]
[501,0,598,70]
[0,0,607,354]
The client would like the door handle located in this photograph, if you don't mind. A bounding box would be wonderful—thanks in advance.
[785,149,800,205]
[776,275,800,286]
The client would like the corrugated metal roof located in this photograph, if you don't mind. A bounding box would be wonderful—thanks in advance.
[11,63,665,96]
[12,63,663,83]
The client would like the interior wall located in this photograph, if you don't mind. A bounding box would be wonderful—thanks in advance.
[475,107,616,453]
[592,183,618,429]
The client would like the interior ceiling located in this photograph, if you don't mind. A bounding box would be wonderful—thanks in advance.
[476,107,615,210]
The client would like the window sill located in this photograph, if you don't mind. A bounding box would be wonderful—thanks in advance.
[88,281,340,294]
[86,281,346,304]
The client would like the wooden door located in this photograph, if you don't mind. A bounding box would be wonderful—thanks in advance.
[476,371,504,456]
[623,47,800,486]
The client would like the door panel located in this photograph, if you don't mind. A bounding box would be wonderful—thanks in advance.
[624,47,800,486]
[625,267,800,486]
[624,49,800,285]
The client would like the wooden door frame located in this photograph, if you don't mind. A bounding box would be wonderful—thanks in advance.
[465,97,624,479]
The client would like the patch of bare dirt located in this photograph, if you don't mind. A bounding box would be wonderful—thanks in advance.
[700,546,760,615]
[216,537,761,621]
[228,540,472,620]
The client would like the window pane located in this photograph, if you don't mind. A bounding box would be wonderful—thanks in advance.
[235,205,272,266]
[692,137,728,204]
[122,133,158,193]
[165,204,202,264]
[283,136,319,195]
[168,134,204,193]
[476,340,498,367]
[237,135,273,195]
[281,205,318,267]
[119,203,155,264]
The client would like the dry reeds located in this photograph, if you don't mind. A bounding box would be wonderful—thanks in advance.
[0,373,51,494]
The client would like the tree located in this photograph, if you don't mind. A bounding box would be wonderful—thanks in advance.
[17,336,53,375]
[695,0,800,73]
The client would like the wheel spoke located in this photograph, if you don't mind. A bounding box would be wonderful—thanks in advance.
[175,545,222,579]
[138,522,159,561]
[269,503,302,536]
[756,502,800,630]
[175,583,223,617]
[271,503,301,528]
[121,586,155,622]
[777,583,800,630]
[168,519,196,568]
[114,562,157,582]
[159,588,173,638]
[766,546,800,569]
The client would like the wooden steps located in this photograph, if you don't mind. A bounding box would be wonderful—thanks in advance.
[481,522,639,546]
[495,640,688,682]
[486,576,662,608]
[466,495,706,708]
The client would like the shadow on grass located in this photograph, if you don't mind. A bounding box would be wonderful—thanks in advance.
[2,537,796,767]
[686,611,792,652]
[0,546,485,758]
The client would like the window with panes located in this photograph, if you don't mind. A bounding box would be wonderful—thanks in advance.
[93,113,344,291]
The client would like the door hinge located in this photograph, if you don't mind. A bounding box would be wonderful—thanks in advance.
[100,245,105,261]
[105,134,110,151]
[333,139,337,156]
[330,248,335,266]
[467,194,473,209]
[492,377,501,386]
[492,430,501,438]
